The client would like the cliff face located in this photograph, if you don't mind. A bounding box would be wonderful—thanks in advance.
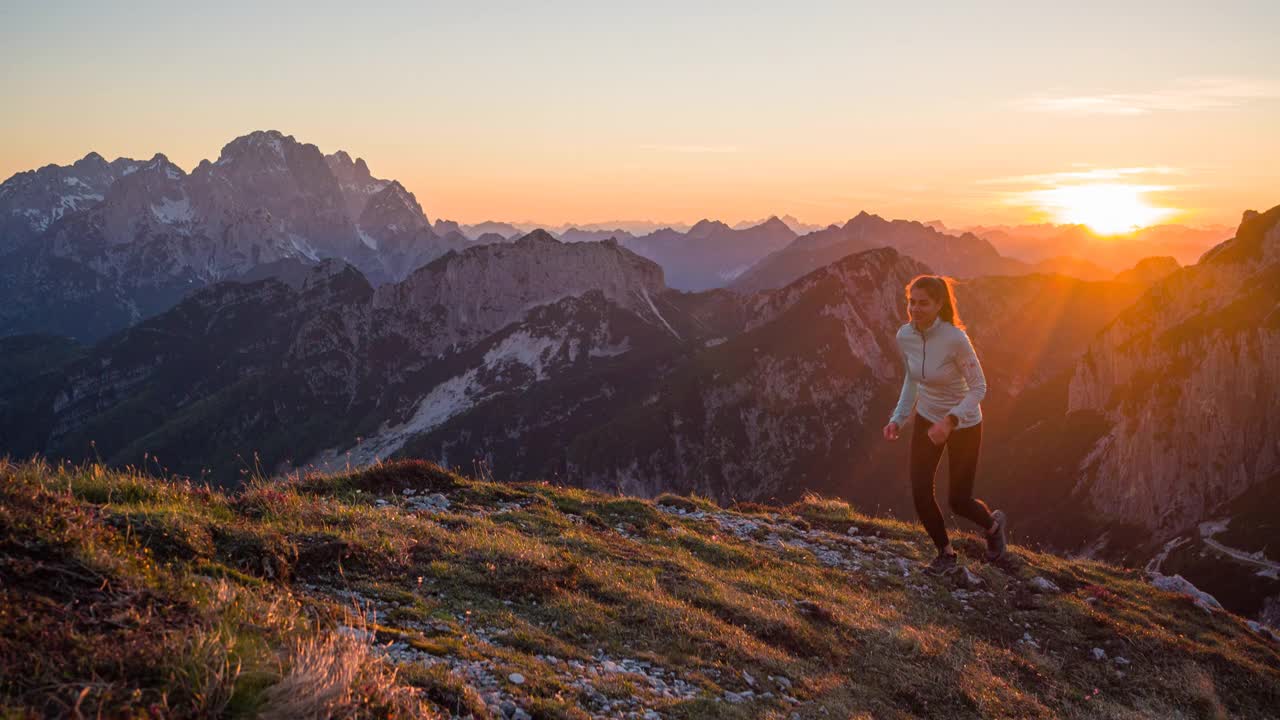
[12,232,684,484]
[0,131,464,341]
[1067,206,1280,536]
[0,152,141,254]
[375,231,671,357]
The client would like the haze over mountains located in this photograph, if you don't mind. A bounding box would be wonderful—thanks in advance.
[1,130,1275,628]
[1,129,1225,341]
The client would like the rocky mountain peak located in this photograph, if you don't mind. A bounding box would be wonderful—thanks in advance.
[687,219,730,238]
[218,129,294,165]
[1112,256,1181,287]
[73,151,109,170]
[377,236,670,353]
[0,149,146,252]
[325,149,374,183]
[514,228,560,245]
[432,219,462,236]
[325,149,387,219]
[758,215,789,230]
[1066,202,1280,536]
[140,153,183,177]
[360,180,427,228]
[1199,204,1280,266]
[843,211,887,234]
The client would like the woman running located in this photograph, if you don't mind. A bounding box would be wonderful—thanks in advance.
[881,274,1008,574]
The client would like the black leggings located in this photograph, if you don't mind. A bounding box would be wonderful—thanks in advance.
[910,415,995,551]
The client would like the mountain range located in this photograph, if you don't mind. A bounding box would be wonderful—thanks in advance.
[2,130,1219,343]
[0,131,471,342]
[956,221,1231,270]
[1,132,1276,628]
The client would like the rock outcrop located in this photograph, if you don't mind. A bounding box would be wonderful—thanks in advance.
[1067,205,1280,536]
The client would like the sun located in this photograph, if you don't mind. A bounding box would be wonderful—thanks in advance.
[1027,183,1177,235]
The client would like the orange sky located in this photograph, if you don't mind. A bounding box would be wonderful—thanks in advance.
[2,2,1277,230]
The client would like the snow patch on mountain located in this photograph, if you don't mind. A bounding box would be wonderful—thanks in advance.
[483,330,563,382]
[327,370,482,470]
[150,196,193,224]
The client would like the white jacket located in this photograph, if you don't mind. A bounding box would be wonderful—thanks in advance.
[888,316,987,429]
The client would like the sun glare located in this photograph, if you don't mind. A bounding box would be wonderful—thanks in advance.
[1024,183,1177,235]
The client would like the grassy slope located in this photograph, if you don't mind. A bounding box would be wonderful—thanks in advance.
[1,458,1277,719]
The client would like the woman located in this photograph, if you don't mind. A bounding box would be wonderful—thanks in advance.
[881,274,1007,574]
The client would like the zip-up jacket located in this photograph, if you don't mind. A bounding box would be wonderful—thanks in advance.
[888,316,987,429]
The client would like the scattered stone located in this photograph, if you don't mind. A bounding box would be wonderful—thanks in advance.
[1091,647,1106,661]
[947,566,986,590]
[508,672,525,685]
[846,526,860,535]
[743,670,756,687]
[1151,573,1224,612]
[335,625,374,643]
[1029,576,1061,594]
[1246,620,1280,642]
[1114,656,1130,666]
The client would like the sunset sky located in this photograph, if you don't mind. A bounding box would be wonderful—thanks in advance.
[2,1,1277,230]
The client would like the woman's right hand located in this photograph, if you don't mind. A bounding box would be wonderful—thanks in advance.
[883,422,901,441]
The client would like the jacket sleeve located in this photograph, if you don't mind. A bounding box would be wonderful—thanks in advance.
[889,343,917,426]
[947,330,987,418]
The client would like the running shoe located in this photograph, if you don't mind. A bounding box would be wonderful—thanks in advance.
[924,550,959,575]
[985,510,1008,561]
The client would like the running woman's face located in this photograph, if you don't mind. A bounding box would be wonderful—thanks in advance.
[908,286,941,326]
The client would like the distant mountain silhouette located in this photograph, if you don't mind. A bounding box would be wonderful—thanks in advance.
[622,215,797,290]
[967,222,1230,270]
[730,211,1067,293]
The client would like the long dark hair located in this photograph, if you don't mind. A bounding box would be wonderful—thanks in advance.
[906,274,965,330]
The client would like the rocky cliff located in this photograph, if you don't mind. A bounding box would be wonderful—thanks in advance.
[1067,205,1280,536]
[0,131,465,341]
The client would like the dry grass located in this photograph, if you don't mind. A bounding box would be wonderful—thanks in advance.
[2,456,1278,718]
[258,629,433,719]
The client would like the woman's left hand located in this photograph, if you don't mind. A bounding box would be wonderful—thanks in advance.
[927,420,952,446]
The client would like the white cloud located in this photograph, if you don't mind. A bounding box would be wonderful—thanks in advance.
[639,144,741,154]
[979,166,1184,186]
[1015,76,1277,115]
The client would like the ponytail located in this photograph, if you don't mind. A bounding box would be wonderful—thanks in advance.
[905,274,965,329]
